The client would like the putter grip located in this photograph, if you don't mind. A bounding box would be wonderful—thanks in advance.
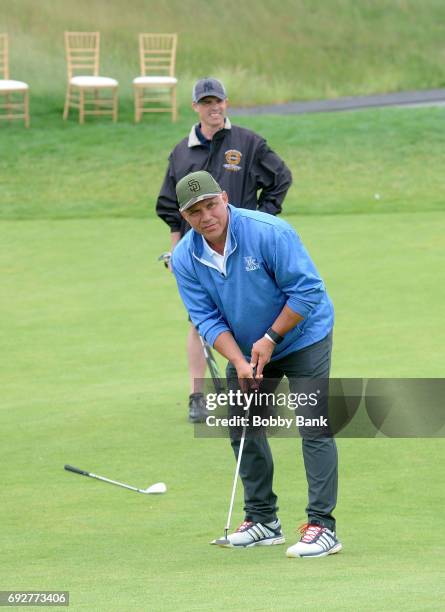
[64,464,89,476]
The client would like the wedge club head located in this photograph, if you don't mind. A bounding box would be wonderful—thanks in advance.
[140,482,167,495]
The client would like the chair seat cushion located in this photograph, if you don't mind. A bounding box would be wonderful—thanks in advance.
[133,76,178,85]
[0,79,29,91]
[70,76,118,87]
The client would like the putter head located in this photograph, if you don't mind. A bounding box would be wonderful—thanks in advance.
[210,537,233,547]
[142,482,167,495]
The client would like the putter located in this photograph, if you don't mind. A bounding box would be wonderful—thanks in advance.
[64,465,167,495]
[211,417,248,547]
[211,368,258,547]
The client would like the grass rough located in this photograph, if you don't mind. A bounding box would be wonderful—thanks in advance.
[1,106,444,219]
[2,0,445,106]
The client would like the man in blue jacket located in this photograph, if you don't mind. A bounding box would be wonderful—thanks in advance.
[157,77,292,424]
[172,171,342,558]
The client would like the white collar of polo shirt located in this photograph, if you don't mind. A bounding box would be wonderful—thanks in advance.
[201,217,231,275]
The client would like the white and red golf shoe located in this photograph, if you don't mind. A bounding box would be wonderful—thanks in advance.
[286,522,342,558]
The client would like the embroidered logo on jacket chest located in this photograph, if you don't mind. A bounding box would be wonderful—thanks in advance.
[223,149,242,172]
[244,256,260,271]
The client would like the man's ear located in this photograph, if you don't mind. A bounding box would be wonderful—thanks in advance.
[192,102,199,113]
[222,191,229,205]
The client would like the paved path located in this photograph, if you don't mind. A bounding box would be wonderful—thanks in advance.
[230,88,445,116]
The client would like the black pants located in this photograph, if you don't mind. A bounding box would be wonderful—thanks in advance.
[226,332,338,531]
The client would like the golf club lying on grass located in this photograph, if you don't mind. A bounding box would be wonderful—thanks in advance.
[64,465,167,495]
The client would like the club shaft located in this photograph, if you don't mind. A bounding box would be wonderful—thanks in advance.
[199,335,224,393]
[224,422,247,533]
[89,473,139,492]
[199,334,212,364]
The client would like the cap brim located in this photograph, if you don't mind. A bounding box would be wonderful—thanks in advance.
[194,91,227,103]
[179,192,221,212]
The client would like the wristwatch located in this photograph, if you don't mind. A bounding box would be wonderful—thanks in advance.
[264,327,284,345]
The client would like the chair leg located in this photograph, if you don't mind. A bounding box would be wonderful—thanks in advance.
[24,90,30,128]
[134,87,139,123]
[6,93,11,121]
[112,88,118,122]
[79,89,85,124]
[63,86,71,120]
[171,86,177,122]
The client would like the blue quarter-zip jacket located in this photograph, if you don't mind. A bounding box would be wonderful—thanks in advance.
[172,206,334,360]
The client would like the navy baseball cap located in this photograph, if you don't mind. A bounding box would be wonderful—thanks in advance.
[192,78,227,103]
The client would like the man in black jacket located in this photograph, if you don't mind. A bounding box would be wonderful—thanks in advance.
[156,77,292,423]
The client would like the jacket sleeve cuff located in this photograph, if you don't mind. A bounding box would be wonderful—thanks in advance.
[258,201,280,215]
[202,322,231,347]
[285,297,312,319]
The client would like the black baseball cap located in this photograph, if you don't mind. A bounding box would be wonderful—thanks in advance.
[192,78,227,103]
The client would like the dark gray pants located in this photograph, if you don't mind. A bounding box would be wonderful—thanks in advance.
[226,332,338,531]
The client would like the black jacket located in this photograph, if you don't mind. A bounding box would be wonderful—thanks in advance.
[156,119,292,236]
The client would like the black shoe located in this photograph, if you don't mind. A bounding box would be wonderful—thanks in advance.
[188,393,208,423]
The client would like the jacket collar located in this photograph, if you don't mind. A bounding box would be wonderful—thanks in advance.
[187,117,232,148]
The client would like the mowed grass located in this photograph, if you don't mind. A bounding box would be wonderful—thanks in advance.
[3,0,445,105]
[1,106,445,219]
[1,212,444,610]
[1,100,444,608]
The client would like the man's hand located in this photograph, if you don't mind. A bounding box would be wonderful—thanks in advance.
[250,336,275,379]
[158,251,172,270]
[234,359,259,392]
[213,331,259,390]
[157,231,181,273]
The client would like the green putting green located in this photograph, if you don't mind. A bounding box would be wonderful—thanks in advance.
[1,209,444,609]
